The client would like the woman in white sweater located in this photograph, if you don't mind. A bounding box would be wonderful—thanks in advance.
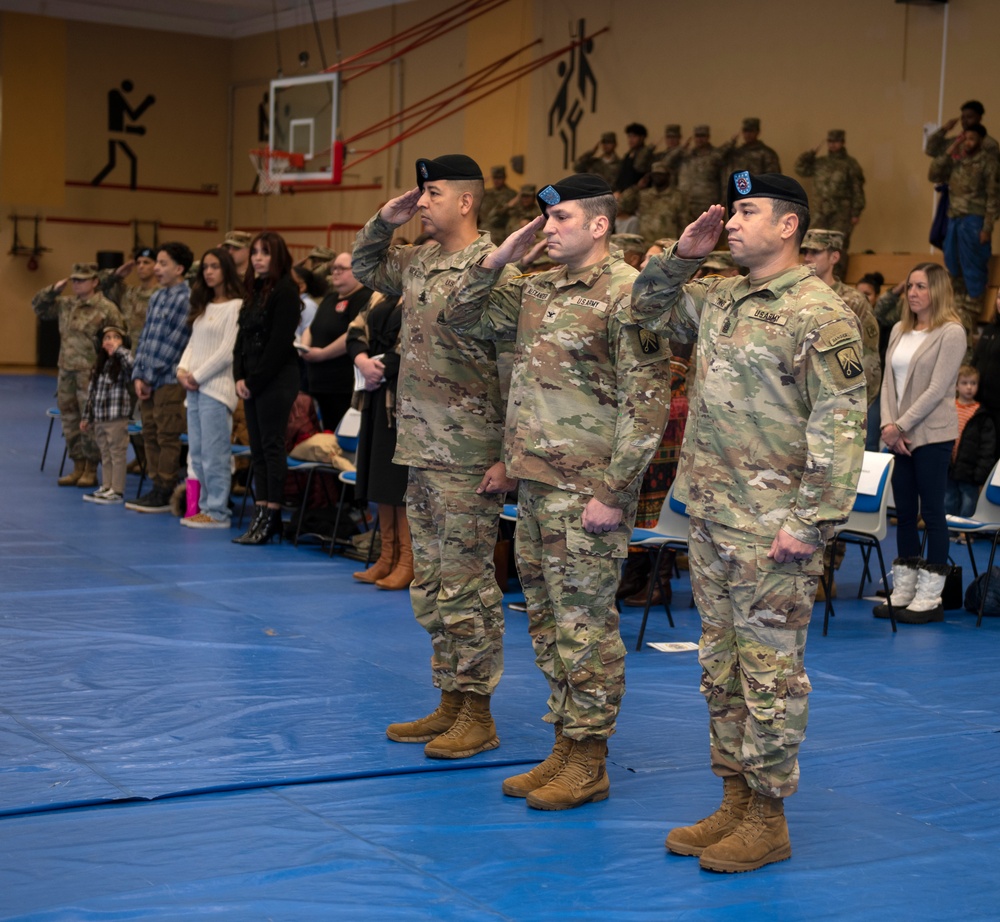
[176,248,244,528]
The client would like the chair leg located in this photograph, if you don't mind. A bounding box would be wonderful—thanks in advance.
[636,546,673,651]
[41,416,55,472]
[293,467,316,547]
[977,532,1000,628]
[857,544,872,598]
[872,542,897,633]
[966,535,979,580]
[59,444,68,477]
[822,565,836,636]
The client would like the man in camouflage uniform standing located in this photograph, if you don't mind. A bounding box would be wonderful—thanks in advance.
[663,125,727,224]
[479,165,515,245]
[33,263,125,487]
[799,228,881,404]
[100,246,158,341]
[573,131,621,188]
[353,154,516,760]
[720,118,781,176]
[443,174,672,810]
[638,160,688,244]
[490,184,540,240]
[633,173,866,871]
[925,100,999,164]
[794,130,865,249]
[929,123,999,341]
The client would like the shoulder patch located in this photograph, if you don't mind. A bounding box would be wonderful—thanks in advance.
[625,325,669,365]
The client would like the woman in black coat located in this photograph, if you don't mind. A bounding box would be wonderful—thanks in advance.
[233,232,301,544]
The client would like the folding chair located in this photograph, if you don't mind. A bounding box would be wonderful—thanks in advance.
[628,485,688,651]
[40,407,69,475]
[822,451,895,635]
[947,460,1000,626]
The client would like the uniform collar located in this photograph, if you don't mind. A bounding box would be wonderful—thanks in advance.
[422,231,494,271]
[550,253,616,290]
[730,264,811,302]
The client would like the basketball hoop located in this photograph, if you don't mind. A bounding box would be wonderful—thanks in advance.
[249,148,306,194]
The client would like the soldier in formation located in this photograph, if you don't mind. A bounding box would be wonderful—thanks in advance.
[794,130,866,249]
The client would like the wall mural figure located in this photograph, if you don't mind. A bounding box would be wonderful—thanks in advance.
[91,80,157,189]
[547,19,598,170]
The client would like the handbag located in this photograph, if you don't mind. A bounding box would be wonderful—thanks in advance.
[942,564,963,611]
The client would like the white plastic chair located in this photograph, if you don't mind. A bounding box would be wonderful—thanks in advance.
[628,484,690,651]
[946,460,1000,626]
[822,451,895,635]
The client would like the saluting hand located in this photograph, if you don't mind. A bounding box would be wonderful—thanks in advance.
[676,204,725,259]
[483,215,546,269]
[379,187,422,225]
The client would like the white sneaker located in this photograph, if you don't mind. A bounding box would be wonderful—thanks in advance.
[83,487,113,503]
[92,491,124,505]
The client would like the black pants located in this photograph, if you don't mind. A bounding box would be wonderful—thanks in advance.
[313,392,353,434]
[245,363,299,504]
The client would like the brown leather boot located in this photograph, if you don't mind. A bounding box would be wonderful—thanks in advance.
[502,725,572,797]
[526,736,609,810]
[698,790,791,872]
[376,505,414,591]
[424,692,500,759]
[386,689,464,743]
[665,774,752,856]
[58,460,85,486]
[76,461,98,488]
[354,504,397,583]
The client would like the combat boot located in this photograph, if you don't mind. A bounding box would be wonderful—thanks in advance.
[58,460,85,486]
[502,725,572,797]
[873,556,922,618]
[424,692,500,759]
[526,736,609,810]
[386,689,464,743]
[665,774,752,856]
[699,790,791,873]
[76,461,98,488]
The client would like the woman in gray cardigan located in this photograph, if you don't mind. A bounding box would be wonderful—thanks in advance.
[877,262,966,622]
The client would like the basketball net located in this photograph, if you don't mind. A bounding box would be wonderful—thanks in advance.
[249,148,305,195]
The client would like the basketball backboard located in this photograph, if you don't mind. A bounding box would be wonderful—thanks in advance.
[269,72,340,184]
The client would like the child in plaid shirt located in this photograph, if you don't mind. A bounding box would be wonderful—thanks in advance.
[81,325,134,504]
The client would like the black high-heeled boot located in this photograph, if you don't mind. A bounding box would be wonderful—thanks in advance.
[242,507,284,545]
[232,505,269,545]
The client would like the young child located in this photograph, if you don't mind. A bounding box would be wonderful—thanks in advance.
[946,365,997,518]
[80,326,134,505]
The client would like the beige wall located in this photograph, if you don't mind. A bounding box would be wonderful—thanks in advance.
[2,0,1000,364]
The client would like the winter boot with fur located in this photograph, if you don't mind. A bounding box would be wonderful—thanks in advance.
[665,774,753,856]
[873,556,922,618]
[897,562,949,623]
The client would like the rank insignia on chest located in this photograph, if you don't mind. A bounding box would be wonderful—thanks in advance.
[835,345,863,378]
[543,307,559,323]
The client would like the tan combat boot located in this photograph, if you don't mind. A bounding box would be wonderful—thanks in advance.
[502,725,572,797]
[526,736,609,810]
[58,460,85,486]
[376,506,414,591]
[665,774,752,856]
[386,689,464,743]
[354,503,397,583]
[76,461,98,488]
[424,692,500,759]
[698,790,791,873]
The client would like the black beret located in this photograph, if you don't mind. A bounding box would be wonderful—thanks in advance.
[624,122,647,137]
[415,154,483,190]
[134,247,155,259]
[727,171,809,214]
[537,173,613,214]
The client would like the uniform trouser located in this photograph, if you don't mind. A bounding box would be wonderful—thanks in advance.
[406,468,505,696]
[186,391,233,520]
[58,370,98,462]
[93,418,129,494]
[139,384,187,491]
[813,210,854,250]
[688,516,822,798]
[515,481,630,740]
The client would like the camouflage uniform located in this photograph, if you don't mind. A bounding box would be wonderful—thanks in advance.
[638,183,688,244]
[664,145,727,224]
[793,148,866,247]
[100,273,155,341]
[352,214,513,697]
[574,152,622,188]
[929,146,999,336]
[925,125,1000,163]
[444,254,672,739]
[480,183,515,245]
[833,279,881,404]
[719,138,782,177]
[32,285,124,463]
[632,247,866,796]
[490,188,540,240]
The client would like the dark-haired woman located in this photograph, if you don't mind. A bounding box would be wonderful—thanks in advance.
[177,248,244,529]
[233,232,302,544]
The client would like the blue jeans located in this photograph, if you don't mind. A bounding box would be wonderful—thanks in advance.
[944,213,991,299]
[944,477,979,518]
[186,391,233,521]
[891,440,954,565]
